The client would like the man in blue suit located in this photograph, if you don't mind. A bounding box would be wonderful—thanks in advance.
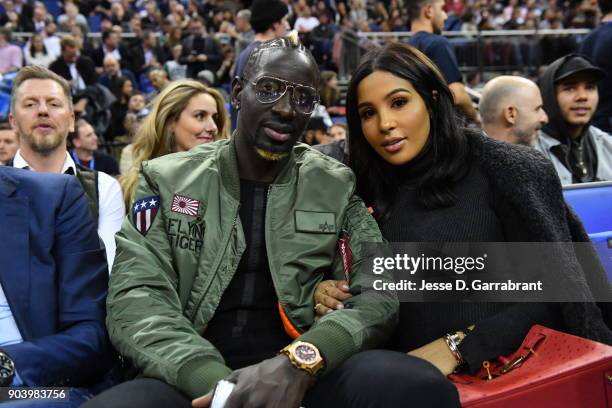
[0,166,115,407]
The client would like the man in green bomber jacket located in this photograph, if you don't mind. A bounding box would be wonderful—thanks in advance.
[83,36,399,408]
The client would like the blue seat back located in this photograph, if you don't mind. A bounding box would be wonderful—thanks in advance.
[563,182,612,234]
[563,182,612,280]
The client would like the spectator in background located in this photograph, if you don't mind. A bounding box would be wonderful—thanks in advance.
[140,0,163,30]
[117,112,140,175]
[479,76,549,146]
[216,44,236,89]
[0,28,22,75]
[108,76,135,140]
[230,9,255,56]
[49,35,97,94]
[350,0,369,24]
[329,122,348,140]
[314,122,349,164]
[164,43,187,80]
[91,29,129,70]
[536,54,612,184]
[304,117,332,145]
[24,32,54,68]
[294,4,320,33]
[310,11,339,70]
[8,65,124,269]
[23,1,51,33]
[120,80,230,207]
[149,68,170,95]
[57,1,88,34]
[98,55,138,94]
[0,122,18,165]
[407,0,481,125]
[319,70,343,114]
[234,0,290,79]
[69,118,120,176]
[180,17,223,79]
[127,92,149,119]
[129,30,167,79]
[43,20,61,58]
[579,0,612,133]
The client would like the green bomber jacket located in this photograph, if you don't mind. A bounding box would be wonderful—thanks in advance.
[107,139,399,398]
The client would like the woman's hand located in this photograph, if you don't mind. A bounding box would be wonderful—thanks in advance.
[408,338,459,376]
[313,280,352,319]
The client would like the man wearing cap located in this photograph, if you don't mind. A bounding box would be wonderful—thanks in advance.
[233,0,290,80]
[579,0,612,133]
[535,54,612,184]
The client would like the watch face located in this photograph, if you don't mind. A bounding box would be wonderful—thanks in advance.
[0,353,14,379]
[294,344,317,364]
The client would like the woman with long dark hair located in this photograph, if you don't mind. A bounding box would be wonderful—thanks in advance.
[315,42,611,403]
[25,33,54,68]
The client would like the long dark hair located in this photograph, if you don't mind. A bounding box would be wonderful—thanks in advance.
[346,42,470,219]
[29,34,48,56]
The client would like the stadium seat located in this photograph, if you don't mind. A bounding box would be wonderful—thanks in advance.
[88,15,102,33]
[0,92,10,122]
[563,182,612,280]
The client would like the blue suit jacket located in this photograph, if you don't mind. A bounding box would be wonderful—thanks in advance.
[0,166,115,387]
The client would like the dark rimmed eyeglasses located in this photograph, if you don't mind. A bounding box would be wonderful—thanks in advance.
[243,75,320,115]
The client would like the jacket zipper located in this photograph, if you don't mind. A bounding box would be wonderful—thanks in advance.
[189,209,240,323]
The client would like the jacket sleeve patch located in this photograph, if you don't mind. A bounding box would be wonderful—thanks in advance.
[132,195,160,235]
[295,210,337,234]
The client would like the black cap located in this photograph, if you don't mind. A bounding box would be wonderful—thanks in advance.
[250,0,288,33]
[554,55,606,83]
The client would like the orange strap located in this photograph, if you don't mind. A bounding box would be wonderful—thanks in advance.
[278,302,301,339]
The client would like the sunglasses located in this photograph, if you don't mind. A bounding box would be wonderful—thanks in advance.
[243,75,319,115]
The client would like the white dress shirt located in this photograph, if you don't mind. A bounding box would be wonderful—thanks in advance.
[13,150,125,271]
[0,284,23,347]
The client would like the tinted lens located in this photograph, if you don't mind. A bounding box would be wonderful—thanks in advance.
[254,77,285,103]
[293,86,317,113]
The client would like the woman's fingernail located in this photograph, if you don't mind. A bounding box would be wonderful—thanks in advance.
[341,284,349,291]
[336,303,344,310]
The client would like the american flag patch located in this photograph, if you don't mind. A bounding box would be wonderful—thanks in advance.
[132,195,160,235]
[171,194,200,217]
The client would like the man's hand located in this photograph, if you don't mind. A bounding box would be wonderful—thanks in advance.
[408,338,459,376]
[197,54,208,62]
[192,355,312,408]
[314,280,352,318]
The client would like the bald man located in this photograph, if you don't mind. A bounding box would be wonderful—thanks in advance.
[479,76,549,146]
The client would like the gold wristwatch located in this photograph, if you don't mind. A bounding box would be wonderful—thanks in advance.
[280,341,325,376]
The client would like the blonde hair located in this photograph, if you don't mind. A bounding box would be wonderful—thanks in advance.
[120,79,230,207]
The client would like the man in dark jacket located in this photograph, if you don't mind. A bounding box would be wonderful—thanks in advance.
[180,17,222,79]
[49,35,97,94]
[535,54,612,184]
[128,29,167,78]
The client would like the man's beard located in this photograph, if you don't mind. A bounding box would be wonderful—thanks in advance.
[20,129,65,156]
[514,126,539,146]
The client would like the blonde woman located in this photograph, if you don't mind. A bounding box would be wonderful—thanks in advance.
[121,79,230,207]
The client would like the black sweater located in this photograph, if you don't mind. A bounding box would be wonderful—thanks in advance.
[375,134,609,372]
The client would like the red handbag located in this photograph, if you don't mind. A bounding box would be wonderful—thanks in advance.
[450,325,612,408]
